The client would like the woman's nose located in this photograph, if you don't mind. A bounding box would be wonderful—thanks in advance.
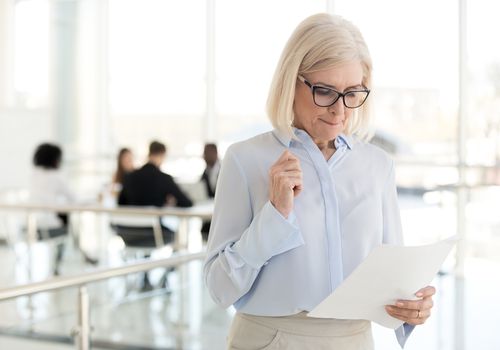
[327,99,345,115]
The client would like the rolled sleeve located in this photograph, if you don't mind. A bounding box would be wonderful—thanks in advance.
[395,323,415,348]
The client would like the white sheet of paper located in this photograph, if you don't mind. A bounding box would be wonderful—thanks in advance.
[308,237,457,329]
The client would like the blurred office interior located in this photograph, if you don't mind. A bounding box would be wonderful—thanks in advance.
[0,0,499,349]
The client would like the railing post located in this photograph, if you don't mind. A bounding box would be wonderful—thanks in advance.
[152,216,165,247]
[175,218,189,251]
[76,285,90,350]
[26,211,38,245]
[26,211,37,316]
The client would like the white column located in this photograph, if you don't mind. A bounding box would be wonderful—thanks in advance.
[455,1,467,350]
[456,0,468,279]
[51,0,79,148]
[0,0,14,107]
[205,0,216,142]
[75,0,110,158]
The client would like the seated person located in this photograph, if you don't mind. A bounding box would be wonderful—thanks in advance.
[100,147,135,206]
[30,143,74,233]
[29,143,75,274]
[200,143,220,241]
[117,140,193,247]
[112,147,135,191]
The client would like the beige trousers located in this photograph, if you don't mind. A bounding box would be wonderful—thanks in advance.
[227,312,374,350]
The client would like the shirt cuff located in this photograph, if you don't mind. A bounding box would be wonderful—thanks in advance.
[395,323,415,348]
[233,201,304,268]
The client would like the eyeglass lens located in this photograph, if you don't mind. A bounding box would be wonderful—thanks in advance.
[314,87,368,108]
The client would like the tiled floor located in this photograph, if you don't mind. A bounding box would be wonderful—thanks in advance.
[0,194,499,349]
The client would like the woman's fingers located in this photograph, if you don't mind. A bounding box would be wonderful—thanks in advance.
[415,285,436,298]
[385,305,430,325]
[394,297,434,311]
[269,150,303,217]
[385,285,437,326]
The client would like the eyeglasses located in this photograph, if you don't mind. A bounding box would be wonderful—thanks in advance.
[297,75,370,109]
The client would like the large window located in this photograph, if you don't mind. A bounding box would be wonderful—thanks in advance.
[108,0,206,172]
[13,0,49,108]
[336,0,459,164]
[467,0,500,169]
[334,0,461,250]
[214,0,327,146]
[465,0,500,261]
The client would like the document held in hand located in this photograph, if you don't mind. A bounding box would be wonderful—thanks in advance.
[308,237,457,329]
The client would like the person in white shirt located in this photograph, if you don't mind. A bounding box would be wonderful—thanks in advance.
[204,13,436,349]
[29,143,75,274]
[30,143,74,230]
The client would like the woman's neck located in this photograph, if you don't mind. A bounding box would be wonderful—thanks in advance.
[314,139,336,160]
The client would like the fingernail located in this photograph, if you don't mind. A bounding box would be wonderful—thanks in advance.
[396,302,404,307]
[416,292,423,297]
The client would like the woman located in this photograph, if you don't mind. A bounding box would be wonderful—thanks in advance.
[30,143,75,274]
[112,147,135,188]
[101,147,134,204]
[204,13,435,349]
[30,143,75,230]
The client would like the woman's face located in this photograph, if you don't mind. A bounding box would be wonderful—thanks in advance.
[121,151,134,172]
[293,61,364,144]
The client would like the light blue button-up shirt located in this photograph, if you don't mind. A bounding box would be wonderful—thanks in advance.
[204,128,414,347]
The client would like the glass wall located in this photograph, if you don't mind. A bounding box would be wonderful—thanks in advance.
[214,0,326,148]
[465,0,500,262]
[108,0,206,170]
[13,0,49,109]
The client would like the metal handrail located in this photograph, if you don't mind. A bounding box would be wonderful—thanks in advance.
[0,251,205,301]
[0,251,206,350]
[0,202,213,220]
[395,159,500,170]
[0,201,213,250]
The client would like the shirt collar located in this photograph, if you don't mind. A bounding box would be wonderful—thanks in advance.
[336,134,354,150]
[272,128,293,147]
[272,128,354,150]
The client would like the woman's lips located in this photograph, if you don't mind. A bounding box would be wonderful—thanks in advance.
[320,118,343,126]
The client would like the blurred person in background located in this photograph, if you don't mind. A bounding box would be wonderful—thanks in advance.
[99,147,135,206]
[117,140,193,290]
[118,141,192,210]
[200,143,220,241]
[30,143,74,230]
[113,147,135,189]
[29,143,80,274]
[201,143,220,199]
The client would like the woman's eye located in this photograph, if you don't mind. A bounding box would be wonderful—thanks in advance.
[315,87,336,96]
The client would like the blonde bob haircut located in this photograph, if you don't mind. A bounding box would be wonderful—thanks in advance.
[267,13,373,140]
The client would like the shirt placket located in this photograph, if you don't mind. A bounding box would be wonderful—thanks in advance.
[296,133,346,291]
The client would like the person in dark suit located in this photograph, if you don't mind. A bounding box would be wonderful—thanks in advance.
[118,141,192,209]
[117,140,193,290]
[200,143,220,199]
[200,143,220,240]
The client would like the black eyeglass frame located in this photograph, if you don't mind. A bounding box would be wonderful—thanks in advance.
[297,75,370,109]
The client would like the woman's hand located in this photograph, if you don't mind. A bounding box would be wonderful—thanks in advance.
[269,150,303,218]
[385,286,436,325]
